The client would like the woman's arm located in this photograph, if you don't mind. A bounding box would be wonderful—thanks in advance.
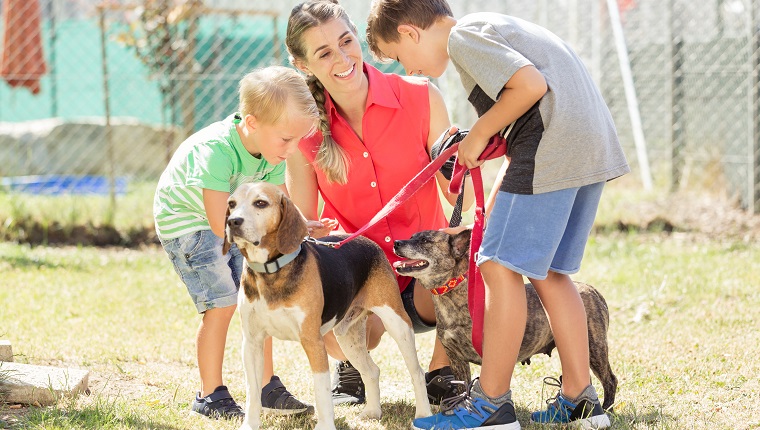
[285,150,337,237]
[427,82,475,210]
[485,158,509,218]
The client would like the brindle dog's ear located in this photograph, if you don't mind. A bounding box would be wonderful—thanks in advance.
[277,195,308,255]
[222,204,231,255]
[450,229,472,259]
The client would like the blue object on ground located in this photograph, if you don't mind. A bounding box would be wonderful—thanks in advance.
[0,175,128,195]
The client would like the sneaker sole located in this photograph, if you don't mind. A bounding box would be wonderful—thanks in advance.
[412,423,521,430]
[529,414,610,429]
[572,414,611,429]
[190,409,244,420]
[262,406,314,416]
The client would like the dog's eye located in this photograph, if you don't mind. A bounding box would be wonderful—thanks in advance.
[228,201,237,209]
[253,200,268,209]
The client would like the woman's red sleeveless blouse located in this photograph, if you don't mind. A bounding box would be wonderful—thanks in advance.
[298,64,448,292]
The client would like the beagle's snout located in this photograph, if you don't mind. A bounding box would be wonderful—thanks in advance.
[227,216,244,229]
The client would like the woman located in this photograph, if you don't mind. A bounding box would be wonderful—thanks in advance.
[285,0,473,405]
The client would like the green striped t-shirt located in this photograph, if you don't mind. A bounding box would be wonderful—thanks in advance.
[153,114,285,240]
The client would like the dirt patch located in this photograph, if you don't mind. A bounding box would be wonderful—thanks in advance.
[1,220,159,248]
[596,192,760,241]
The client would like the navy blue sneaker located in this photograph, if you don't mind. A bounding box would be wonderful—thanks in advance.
[530,377,610,429]
[191,385,244,420]
[261,375,314,415]
[412,379,521,430]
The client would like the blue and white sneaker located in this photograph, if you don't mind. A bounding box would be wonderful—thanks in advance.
[412,379,521,430]
[530,377,610,429]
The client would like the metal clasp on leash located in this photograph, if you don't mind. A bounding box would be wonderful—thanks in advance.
[304,235,340,248]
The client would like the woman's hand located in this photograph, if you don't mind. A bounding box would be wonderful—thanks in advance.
[440,224,473,235]
[306,218,339,238]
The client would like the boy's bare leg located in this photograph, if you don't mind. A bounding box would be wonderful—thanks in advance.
[529,271,590,399]
[197,304,236,397]
[478,261,527,397]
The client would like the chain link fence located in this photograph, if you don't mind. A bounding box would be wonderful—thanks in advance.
[1,0,759,215]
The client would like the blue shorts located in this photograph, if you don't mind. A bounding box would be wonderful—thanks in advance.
[476,182,605,280]
[160,229,243,313]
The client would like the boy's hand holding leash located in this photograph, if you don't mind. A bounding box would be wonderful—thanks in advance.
[456,130,490,170]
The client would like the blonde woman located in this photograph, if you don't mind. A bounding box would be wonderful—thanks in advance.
[285,1,473,406]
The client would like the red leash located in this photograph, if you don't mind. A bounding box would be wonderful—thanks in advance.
[309,133,506,357]
[448,136,506,356]
[307,142,461,249]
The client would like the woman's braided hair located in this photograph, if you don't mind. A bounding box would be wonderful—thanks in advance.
[286,0,355,184]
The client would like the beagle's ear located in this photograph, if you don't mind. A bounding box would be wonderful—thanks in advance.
[222,204,231,255]
[277,195,308,255]
[450,229,472,260]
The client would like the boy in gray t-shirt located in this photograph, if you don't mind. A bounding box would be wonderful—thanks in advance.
[368,1,627,429]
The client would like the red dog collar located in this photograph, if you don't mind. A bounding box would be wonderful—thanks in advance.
[429,274,467,296]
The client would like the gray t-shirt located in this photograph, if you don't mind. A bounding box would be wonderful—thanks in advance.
[449,13,630,194]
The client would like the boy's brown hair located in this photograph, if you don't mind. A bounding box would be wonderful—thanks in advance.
[366,0,453,61]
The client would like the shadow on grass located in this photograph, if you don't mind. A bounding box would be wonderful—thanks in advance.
[13,404,185,430]
[521,408,672,429]
[608,408,672,429]
[0,253,68,270]
[261,400,422,429]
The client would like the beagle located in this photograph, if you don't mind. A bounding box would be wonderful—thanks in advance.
[224,182,431,430]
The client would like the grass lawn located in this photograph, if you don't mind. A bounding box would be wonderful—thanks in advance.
[1,180,759,429]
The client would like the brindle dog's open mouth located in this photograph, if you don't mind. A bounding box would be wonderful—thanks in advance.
[392,259,429,274]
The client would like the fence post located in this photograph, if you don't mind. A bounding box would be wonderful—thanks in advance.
[180,4,200,139]
[606,0,653,190]
[751,0,760,213]
[47,0,58,118]
[98,5,116,219]
[669,0,685,192]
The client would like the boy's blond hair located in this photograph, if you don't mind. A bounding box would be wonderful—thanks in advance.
[239,66,319,126]
[366,0,453,61]
[286,0,356,184]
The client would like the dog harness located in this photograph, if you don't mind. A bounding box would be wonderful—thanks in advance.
[429,274,467,296]
[246,245,302,274]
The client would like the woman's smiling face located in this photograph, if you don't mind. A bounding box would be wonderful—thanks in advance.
[296,18,364,94]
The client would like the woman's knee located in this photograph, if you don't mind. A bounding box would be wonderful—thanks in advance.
[412,283,436,324]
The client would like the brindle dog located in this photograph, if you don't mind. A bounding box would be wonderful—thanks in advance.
[393,229,617,410]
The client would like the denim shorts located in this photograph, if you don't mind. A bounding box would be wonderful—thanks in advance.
[477,182,605,280]
[401,279,436,334]
[160,229,243,313]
